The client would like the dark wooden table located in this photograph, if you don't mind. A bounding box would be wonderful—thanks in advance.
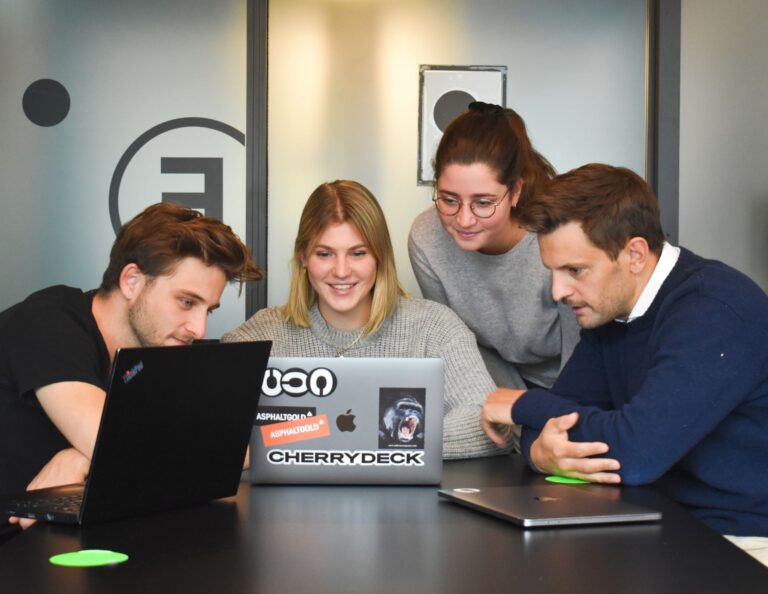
[1,454,766,593]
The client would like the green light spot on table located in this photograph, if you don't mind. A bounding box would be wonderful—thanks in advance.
[49,549,129,567]
[546,475,589,485]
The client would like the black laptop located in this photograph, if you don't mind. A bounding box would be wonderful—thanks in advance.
[0,340,271,524]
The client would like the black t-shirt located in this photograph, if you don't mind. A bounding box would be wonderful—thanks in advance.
[0,285,110,494]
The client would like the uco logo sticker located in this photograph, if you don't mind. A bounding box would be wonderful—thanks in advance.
[261,367,337,398]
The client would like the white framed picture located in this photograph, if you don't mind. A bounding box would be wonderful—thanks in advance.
[418,65,507,185]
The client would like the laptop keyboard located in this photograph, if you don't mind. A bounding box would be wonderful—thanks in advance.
[9,494,82,515]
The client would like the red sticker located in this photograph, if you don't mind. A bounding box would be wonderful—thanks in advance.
[261,414,331,447]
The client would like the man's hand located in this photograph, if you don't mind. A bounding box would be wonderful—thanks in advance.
[8,448,90,529]
[25,447,90,491]
[530,412,621,483]
[481,388,526,448]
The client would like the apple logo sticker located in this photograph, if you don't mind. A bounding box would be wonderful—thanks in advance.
[336,409,356,432]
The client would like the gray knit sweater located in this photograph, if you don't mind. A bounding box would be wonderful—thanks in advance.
[409,208,580,389]
[222,297,509,459]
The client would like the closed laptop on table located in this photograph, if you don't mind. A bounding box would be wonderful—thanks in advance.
[250,357,444,485]
[0,340,272,524]
[438,484,662,528]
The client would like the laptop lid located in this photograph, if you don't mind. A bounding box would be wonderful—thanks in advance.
[438,484,662,528]
[249,357,443,485]
[1,340,271,524]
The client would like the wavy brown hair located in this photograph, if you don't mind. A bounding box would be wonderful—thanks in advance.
[518,163,665,260]
[433,102,555,212]
[100,202,262,292]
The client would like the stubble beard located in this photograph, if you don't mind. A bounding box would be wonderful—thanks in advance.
[126,294,161,348]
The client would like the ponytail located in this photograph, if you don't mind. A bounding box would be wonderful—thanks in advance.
[433,103,554,213]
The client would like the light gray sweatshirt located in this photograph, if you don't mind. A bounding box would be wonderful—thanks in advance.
[223,297,512,459]
[409,208,580,389]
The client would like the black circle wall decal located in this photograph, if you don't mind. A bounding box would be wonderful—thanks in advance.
[433,90,475,132]
[22,79,71,127]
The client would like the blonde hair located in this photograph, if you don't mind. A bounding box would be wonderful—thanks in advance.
[283,180,405,335]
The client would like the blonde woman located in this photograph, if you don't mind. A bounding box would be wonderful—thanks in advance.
[223,180,514,458]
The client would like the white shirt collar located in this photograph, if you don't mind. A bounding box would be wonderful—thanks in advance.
[618,242,680,323]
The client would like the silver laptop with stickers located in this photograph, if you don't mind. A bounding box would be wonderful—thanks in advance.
[249,357,444,485]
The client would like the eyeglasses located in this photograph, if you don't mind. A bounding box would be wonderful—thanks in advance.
[432,189,510,219]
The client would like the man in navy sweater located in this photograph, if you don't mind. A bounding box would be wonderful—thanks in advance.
[481,163,768,562]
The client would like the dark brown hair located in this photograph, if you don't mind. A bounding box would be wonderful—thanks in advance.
[100,202,263,291]
[519,163,665,260]
[433,103,555,210]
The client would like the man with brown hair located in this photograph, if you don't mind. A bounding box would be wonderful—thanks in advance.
[481,164,768,561]
[0,203,262,535]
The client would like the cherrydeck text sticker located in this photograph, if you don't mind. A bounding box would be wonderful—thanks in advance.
[261,414,331,447]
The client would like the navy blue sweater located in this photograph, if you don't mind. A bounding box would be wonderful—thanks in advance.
[514,248,768,536]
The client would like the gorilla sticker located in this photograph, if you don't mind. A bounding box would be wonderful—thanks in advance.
[378,388,426,449]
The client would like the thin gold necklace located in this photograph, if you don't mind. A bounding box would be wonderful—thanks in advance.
[323,317,365,357]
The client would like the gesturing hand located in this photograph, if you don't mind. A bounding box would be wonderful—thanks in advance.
[530,412,622,484]
[481,388,526,448]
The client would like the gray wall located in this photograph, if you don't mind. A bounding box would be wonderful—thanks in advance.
[679,0,768,290]
[13,1,765,329]
[267,0,648,304]
[0,0,249,337]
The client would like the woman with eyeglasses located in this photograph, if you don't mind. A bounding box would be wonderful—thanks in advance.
[224,179,505,458]
[409,103,579,393]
